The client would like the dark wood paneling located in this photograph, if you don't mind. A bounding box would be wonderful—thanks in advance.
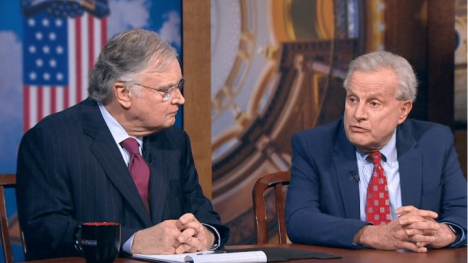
[384,0,428,121]
[427,0,455,127]
[384,0,455,127]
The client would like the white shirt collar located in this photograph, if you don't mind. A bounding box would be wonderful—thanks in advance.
[97,101,143,146]
[356,130,397,164]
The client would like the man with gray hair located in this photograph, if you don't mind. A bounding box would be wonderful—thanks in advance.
[17,28,229,260]
[286,51,466,252]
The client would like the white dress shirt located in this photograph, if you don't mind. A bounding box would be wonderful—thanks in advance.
[356,131,401,222]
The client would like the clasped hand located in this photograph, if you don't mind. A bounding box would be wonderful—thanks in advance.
[355,205,457,252]
[131,213,215,254]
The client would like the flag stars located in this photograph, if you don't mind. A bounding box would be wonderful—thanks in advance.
[56,72,64,81]
[29,45,36,53]
[29,72,37,80]
[56,46,64,54]
[35,32,43,40]
[43,45,50,54]
[49,32,57,41]
[42,18,49,27]
[28,18,35,27]
[24,12,69,86]
[35,59,44,67]
[43,72,51,81]
[55,19,63,27]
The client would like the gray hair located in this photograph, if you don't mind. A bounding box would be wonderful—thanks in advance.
[343,51,417,102]
[88,28,178,102]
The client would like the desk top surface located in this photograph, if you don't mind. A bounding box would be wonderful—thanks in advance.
[227,243,467,263]
[25,243,467,263]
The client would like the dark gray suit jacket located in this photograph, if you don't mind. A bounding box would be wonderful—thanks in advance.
[17,98,229,260]
[286,117,467,248]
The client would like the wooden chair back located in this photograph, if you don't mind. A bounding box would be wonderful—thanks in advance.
[252,171,291,244]
[0,174,25,263]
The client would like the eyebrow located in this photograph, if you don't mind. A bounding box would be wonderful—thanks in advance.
[159,78,184,90]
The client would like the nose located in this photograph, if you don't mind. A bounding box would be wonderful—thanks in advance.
[353,102,367,121]
[172,88,185,104]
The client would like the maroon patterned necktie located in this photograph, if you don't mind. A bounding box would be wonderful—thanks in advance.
[366,152,391,225]
[122,138,150,212]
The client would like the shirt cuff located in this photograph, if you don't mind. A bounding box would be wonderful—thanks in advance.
[202,223,221,250]
[441,222,466,248]
[122,233,136,254]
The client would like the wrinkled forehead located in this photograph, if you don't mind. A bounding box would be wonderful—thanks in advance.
[348,68,398,91]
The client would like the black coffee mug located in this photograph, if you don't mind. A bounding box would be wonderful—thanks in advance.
[75,222,121,263]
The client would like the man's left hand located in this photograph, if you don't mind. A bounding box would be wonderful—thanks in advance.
[396,206,457,248]
[174,213,215,254]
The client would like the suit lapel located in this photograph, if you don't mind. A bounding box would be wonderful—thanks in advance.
[81,99,153,226]
[396,125,422,207]
[334,122,361,220]
[143,135,169,223]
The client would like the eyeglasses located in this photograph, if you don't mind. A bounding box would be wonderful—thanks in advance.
[131,78,184,101]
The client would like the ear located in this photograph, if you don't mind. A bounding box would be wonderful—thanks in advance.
[114,82,132,109]
[397,100,412,124]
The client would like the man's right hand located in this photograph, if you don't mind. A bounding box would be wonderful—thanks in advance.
[131,220,183,255]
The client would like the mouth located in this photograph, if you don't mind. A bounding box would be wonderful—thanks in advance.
[349,125,368,133]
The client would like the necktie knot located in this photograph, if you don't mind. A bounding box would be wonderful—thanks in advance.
[368,152,382,166]
[122,138,140,155]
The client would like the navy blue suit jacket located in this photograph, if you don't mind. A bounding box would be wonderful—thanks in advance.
[16,98,229,260]
[286,117,467,248]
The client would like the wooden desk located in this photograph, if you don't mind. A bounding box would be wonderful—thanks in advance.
[226,244,467,263]
[26,244,467,263]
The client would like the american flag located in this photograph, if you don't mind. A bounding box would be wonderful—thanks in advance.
[22,2,108,132]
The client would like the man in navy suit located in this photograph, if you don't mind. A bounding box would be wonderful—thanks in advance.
[17,29,229,260]
[286,51,466,252]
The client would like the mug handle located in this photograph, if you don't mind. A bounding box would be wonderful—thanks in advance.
[74,225,84,256]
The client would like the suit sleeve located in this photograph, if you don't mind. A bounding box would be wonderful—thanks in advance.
[436,126,467,247]
[286,132,368,249]
[16,125,80,260]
